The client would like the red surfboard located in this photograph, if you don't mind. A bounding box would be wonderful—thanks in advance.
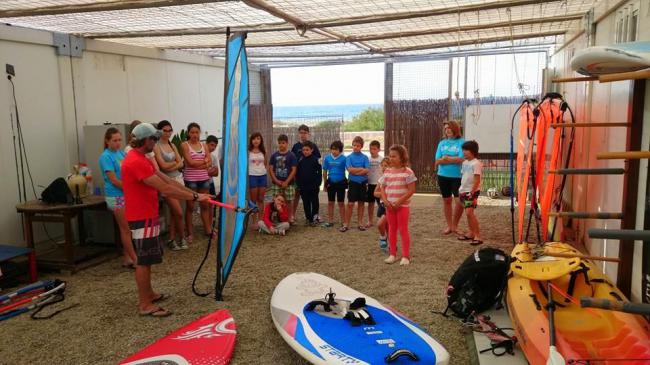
[120,309,236,365]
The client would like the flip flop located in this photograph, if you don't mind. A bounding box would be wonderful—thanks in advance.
[339,226,349,232]
[457,235,474,241]
[442,228,453,235]
[121,262,135,269]
[470,239,484,246]
[152,293,168,303]
[358,226,367,231]
[139,306,172,317]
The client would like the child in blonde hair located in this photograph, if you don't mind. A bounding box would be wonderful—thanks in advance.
[379,145,417,265]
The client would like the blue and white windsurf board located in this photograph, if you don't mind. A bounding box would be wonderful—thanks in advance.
[270,272,450,364]
[571,41,650,76]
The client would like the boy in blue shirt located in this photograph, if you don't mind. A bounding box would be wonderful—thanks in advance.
[342,136,370,232]
[269,134,298,223]
[322,140,347,228]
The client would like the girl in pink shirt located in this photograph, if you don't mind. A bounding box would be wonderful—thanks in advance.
[379,145,417,266]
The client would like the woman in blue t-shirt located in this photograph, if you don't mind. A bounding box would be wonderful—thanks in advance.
[100,128,137,268]
[434,121,465,235]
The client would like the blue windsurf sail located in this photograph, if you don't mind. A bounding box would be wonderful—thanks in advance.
[216,31,251,300]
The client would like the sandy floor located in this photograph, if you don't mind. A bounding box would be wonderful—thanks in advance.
[0,194,513,365]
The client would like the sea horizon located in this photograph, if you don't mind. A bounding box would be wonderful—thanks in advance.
[273,103,383,122]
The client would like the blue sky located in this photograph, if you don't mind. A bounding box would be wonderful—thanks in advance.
[270,52,546,106]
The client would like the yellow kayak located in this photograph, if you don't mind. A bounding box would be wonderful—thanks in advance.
[507,242,650,365]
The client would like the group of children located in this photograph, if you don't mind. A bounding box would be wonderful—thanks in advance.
[248,124,484,265]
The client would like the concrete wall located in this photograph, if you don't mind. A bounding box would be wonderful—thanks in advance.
[549,0,649,301]
[0,23,259,245]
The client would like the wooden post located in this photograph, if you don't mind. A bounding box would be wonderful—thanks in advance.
[384,61,393,154]
[550,122,629,128]
[597,151,650,160]
[617,80,645,297]
[599,69,650,83]
[550,168,626,175]
[589,228,650,241]
[550,212,623,219]
[552,76,598,83]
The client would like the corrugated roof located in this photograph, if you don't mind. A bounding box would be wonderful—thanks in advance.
[0,0,596,65]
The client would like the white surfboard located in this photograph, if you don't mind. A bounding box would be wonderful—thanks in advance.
[571,41,650,76]
[270,272,450,365]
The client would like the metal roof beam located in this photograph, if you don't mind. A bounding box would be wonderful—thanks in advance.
[379,30,564,53]
[169,38,340,49]
[87,12,580,41]
[242,0,376,53]
[0,0,230,18]
[348,14,582,42]
[87,23,294,39]
[309,0,565,29]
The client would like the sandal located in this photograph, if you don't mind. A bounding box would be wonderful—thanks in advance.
[442,228,453,235]
[358,226,367,231]
[457,235,474,241]
[339,226,349,232]
[470,239,484,246]
[152,293,169,303]
[121,262,135,269]
[139,306,172,317]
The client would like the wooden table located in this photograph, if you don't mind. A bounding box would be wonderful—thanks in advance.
[0,245,37,283]
[16,196,119,273]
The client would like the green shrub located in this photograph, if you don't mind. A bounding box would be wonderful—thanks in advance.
[344,107,384,132]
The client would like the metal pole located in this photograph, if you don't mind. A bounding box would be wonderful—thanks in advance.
[588,228,650,241]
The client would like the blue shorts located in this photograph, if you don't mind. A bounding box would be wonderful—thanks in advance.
[249,175,268,189]
[184,179,211,191]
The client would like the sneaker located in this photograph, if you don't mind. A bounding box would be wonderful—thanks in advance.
[321,222,334,228]
[379,237,388,253]
[313,215,322,223]
[168,240,182,251]
[309,221,319,227]
[400,257,411,266]
[179,239,189,250]
[384,255,397,264]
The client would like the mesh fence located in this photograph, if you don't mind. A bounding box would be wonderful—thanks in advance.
[273,115,343,155]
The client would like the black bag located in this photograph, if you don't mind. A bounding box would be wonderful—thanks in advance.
[41,177,74,204]
[441,247,510,318]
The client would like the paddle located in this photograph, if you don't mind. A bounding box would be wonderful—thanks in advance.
[546,281,565,365]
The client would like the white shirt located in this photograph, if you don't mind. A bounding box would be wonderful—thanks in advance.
[367,155,383,185]
[459,159,482,193]
[249,151,267,176]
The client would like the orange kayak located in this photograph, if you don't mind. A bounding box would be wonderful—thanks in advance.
[507,242,650,364]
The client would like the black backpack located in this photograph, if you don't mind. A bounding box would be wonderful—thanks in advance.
[440,247,511,318]
[41,177,74,205]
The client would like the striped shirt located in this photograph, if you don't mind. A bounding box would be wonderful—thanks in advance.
[183,141,210,182]
[378,167,417,206]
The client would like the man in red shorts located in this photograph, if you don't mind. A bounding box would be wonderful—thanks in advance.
[122,123,211,317]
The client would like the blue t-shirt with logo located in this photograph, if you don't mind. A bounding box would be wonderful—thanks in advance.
[269,151,297,182]
[435,138,465,178]
[99,148,126,197]
[346,152,370,184]
[323,154,347,183]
